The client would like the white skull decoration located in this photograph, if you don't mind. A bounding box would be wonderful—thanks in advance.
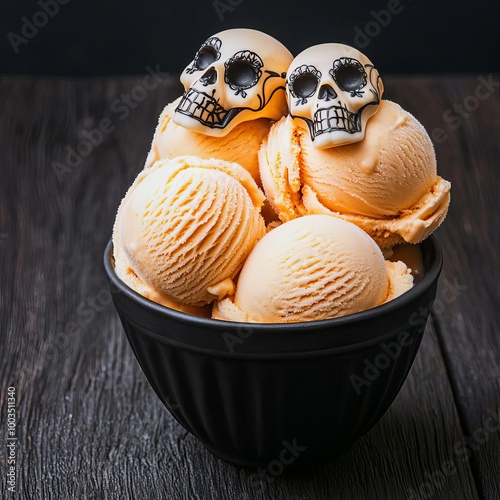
[173,29,293,137]
[287,43,384,148]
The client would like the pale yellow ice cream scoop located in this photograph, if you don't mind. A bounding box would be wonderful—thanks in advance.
[213,215,413,323]
[113,156,266,309]
[259,100,451,248]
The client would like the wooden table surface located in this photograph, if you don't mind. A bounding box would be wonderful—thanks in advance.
[1,74,499,500]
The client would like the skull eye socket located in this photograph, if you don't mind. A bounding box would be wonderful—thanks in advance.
[187,36,221,74]
[224,51,263,93]
[195,46,218,71]
[292,74,318,98]
[226,61,259,88]
[330,58,367,93]
[288,65,321,103]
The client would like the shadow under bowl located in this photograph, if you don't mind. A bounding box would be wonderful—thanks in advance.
[103,236,442,468]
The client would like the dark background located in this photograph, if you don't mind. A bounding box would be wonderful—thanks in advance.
[0,0,498,76]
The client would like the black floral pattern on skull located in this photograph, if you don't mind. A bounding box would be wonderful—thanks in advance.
[186,37,222,75]
[287,65,322,106]
[329,58,367,98]
[224,50,263,98]
[286,43,384,149]
[173,29,293,137]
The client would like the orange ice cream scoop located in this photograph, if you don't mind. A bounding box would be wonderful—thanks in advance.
[213,215,413,323]
[113,156,266,308]
[259,100,451,248]
[145,97,272,183]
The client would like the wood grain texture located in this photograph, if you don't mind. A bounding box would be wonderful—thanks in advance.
[0,75,497,499]
[385,75,500,499]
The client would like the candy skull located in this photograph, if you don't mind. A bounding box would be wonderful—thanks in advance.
[174,29,293,137]
[286,43,384,148]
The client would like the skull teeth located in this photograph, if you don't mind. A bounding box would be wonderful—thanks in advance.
[176,88,228,127]
[313,105,360,136]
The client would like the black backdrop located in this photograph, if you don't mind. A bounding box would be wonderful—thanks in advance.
[0,0,498,76]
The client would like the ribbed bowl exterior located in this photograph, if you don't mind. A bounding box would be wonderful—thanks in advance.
[104,237,442,468]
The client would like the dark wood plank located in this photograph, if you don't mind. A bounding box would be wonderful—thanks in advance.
[386,75,500,499]
[235,319,477,500]
[0,75,492,499]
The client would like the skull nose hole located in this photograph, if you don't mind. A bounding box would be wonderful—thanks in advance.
[200,67,217,86]
[318,84,337,101]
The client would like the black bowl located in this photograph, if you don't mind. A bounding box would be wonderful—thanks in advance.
[103,236,442,468]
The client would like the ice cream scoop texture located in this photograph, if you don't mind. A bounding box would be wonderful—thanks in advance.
[259,100,451,247]
[114,156,266,308]
[214,215,413,323]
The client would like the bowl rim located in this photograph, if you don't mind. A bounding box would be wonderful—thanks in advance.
[103,235,443,339]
